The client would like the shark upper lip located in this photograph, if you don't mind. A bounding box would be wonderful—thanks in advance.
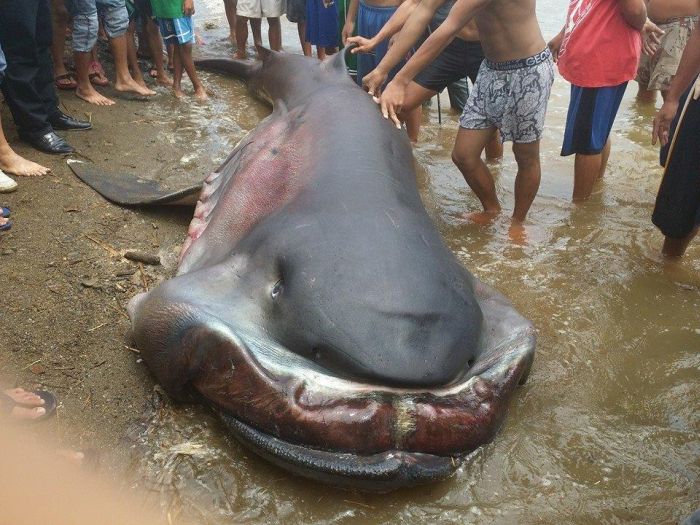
[190,325,535,457]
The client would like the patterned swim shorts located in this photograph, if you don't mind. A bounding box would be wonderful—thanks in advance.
[637,15,698,92]
[459,48,555,144]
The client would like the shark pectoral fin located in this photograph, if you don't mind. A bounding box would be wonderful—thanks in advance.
[67,160,201,207]
[194,57,258,80]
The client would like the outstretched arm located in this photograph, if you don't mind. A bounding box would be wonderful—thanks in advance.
[346,0,422,53]
[342,0,360,44]
[378,0,490,125]
[360,0,449,95]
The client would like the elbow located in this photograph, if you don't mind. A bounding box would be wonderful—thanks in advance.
[621,3,647,30]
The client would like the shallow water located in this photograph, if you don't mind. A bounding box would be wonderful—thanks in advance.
[126,1,700,523]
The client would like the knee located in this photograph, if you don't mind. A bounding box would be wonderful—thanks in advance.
[512,146,540,171]
[101,4,129,39]
[71,13,99,52]
[267,17,280,26]
[451,147,480,172]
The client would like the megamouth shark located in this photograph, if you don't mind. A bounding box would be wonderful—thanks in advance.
[69,48,536,491]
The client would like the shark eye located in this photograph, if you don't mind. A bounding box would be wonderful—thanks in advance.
[271,279,284,299]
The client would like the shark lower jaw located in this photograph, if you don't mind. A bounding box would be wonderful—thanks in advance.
[218,412,465,491]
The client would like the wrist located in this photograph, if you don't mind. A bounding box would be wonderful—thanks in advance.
[392,72,410,87]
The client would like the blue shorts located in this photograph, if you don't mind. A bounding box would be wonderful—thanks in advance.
[561,83,627,156]
[653,79,700,239]
[158,16,195,44]
[306,0,338,48]
[355,2,401,85]
[66,0,129,52]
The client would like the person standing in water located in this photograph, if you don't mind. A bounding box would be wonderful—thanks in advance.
[354,0,552,238]
[651,24,700,257]
[549,0,662,201]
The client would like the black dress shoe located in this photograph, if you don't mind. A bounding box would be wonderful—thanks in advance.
[49,112,92,131]
[19,131,75,154]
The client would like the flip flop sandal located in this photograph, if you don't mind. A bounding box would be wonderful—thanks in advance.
[0,219,12,231]
[55,73,77,90]
[0,390,57,422]
[1,207,10,218]
[89,72,110,87]
[89,61,110,87]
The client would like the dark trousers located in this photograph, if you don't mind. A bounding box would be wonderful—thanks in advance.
[0,0,60,135]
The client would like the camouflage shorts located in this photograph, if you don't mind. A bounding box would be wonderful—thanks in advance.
[637,15,698,91]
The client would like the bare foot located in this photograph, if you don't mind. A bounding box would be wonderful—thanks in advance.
[1,217,9,227]
[235,50,247,60]
[194,85,209,101]
[508,222,528,245]
[76,85,116,106]
[173,85,185,98]
[3,388,46,421]
[114,78,156,97]
[463,209,501,225]
[133,75,149,89]
[0,145,50,176]
[156,73,173,87]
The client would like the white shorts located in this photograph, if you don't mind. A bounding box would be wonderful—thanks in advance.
[237,0,285,18]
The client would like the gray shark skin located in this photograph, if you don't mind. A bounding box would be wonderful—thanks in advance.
[123,48,536,491]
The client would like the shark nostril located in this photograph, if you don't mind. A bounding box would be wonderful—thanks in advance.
[271,279,284,299]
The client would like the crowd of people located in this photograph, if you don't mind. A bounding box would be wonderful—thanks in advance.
[0,0,698,259]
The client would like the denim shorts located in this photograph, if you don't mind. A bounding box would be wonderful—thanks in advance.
[66,0,129,52]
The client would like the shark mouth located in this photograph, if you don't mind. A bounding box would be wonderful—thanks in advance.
[188,292,534,490]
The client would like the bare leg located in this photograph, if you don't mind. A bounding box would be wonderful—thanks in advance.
[89,47,109,85]
[50,0,71,80]
[317,46,326,60]
[110,33,156,96]
[404,106,422,143]
[0,124,49,177]
[298,22,311,56]
[235,16,249,58]
[223,0,237,43]
[180,42,208,100]
[452,127,501,223]
[324,46,338,55]
[267,17,282,51]
[662,227,699,257]
[172,44,184,98]
[75,51,116,105]
[126,19,147,88]
[636,86,657,104]
[485,130,503,160]
[572,138,610,201]
[511,141,541,224]
[597,137,611,179]
[145,19,172,86]
[250,18,263,48]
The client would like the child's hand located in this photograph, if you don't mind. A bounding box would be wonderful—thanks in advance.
[183,0,195,16]
[322,0,335,8]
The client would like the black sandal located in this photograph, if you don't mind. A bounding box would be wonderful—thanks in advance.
[0,389,57,422]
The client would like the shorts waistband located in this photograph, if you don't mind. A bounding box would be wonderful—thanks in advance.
[359,0,399,12]
[484,48,551,71]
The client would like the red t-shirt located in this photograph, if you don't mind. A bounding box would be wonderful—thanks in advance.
[557,0,642,88]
